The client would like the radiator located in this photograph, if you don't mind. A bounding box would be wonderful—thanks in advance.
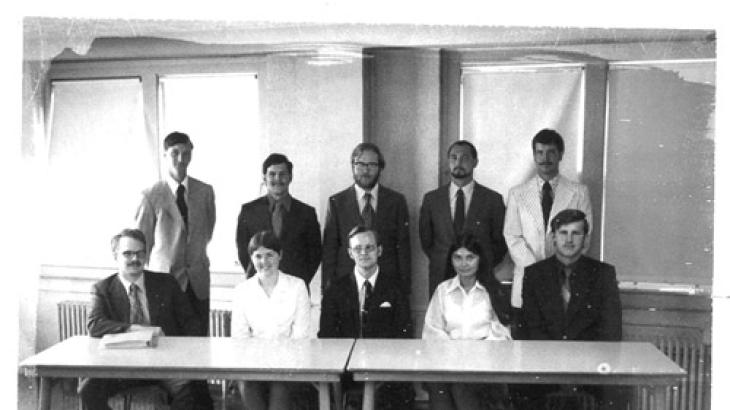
[630,335,711,410]
[57,300,91,341]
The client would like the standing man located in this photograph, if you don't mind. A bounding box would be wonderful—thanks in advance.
[503,128,592,337]
[322,142,411,295]
[520,209,622,408]
[135,131,216,336]
[419,140,508,297]
[236,153,322,287]
[319,225,413,409]
[80,229,202,410]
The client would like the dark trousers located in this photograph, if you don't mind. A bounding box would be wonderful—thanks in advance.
[184,285,214,410]
[79,378,194,410]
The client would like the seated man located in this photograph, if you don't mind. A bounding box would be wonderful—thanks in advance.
[79,228,202,410]
[521,209,623,409]
[319,225,414,410]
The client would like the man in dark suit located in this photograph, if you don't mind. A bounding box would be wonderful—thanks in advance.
[419,140,508,297]
[319,225,413,409]
[135,131,216,337]
[520,209,622,409]
[322,143,411,295]
[236,153,322,286]
[79,228,205,410]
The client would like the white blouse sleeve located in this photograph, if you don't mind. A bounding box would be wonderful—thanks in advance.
[422,285,450,340]
[289,279,311,339]
[231,284,252,339]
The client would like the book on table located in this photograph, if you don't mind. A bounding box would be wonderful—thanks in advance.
[100,328,160,349]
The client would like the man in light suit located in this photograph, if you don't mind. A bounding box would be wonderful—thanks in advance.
[236,153,321,287]
[79,229,202,410]
[322,142,411,295]
[419,140,508,297]
[135,131,216,336]
[319,225,413,409]
[503,128,592,338]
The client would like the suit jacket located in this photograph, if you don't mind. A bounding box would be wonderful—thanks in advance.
[504,174,592,307]
[322,185,411,294]
[135,177,216,299]
[235,195,322,285]
[419,182,507,297]
[87,270,201,338]
[522,255,621,341]
[318,269,412,339]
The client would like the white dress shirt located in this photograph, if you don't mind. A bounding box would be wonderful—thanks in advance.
[422,276,511,341]
[354,266,380,310]
[354,183,379,213]
[231,271,311,339]
[166,174,189,202]
[117,274,151,325]
[449,180,475,220]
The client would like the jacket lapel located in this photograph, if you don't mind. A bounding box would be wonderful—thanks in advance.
[550,175,576,222]
[162,181,186,234]
[564,257,591,323]
[345,274,361,332]
[144,271,160,326]
[436,186,456,241]
[523,179,545,236]
[110,276,132,323]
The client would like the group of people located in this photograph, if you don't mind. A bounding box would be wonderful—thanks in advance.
[81,128,622,410]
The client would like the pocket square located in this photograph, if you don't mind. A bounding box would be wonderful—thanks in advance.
[379,301,392,308]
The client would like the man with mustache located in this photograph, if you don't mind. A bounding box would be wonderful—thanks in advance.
[79,229,202,410]
[419,140,508,297]
[503,128,593,339]
[322,143,411,296]
[236,153,322,288]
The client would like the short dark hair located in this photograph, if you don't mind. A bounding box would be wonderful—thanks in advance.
[247,230,283,256]
[444,233,497,289]
[111,228,147,252]
[347,225,380,247]
[163,131,194,150]
[532,128,564,154]
[351,142,385,169]
[447,140,478,160]
[550,209,589,234]
[262,153,293,175]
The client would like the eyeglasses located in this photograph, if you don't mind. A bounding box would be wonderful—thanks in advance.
[353,161,380,170]
[351,244,377,254]
[120,250,146,259]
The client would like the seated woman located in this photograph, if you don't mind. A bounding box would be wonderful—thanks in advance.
[231,230,311,410]
[422,233,512,410]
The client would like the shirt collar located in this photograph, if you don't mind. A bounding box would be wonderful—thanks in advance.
[267,194,292,212]
[444,275,486,294]
[449,180,475,199]
[166,174,189,195]
[354,266,380,290]
[354,183,379,202]
[535,174,560,190]
[118,272,146,295]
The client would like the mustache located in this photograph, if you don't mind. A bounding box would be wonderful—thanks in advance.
[127,261,142,268]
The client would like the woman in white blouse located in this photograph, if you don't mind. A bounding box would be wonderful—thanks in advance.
[423,234,513,410]
[232,230,311,410]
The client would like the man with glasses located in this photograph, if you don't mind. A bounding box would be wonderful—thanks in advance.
[79,228,202,410]
[319,225,413,409]
[322,143,411,295]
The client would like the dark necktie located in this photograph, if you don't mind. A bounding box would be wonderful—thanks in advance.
[361,192,375,229]
[541,181,553,230]
[176,184,188,227]
[454,188,465,235]
[360,280,373,335]
[129,283,146,325]
[272,201,285,238]
[560,267,571,311]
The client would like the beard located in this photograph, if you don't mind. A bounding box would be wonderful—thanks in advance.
[354,172,380,189]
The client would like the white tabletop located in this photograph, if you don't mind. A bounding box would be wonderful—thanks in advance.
[21,336,355,382]
[348,339,685,386]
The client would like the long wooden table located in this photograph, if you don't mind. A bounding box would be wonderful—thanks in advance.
[347,339,686,410]
[20,336,355,410]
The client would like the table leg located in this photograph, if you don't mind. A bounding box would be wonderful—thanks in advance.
[650,385,668,410]
[362,382,375,410]
[38,377,51,410]
[317,382,331,410]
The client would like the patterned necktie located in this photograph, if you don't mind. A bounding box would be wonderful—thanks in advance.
[272,201,285,238]
[361,192,375,229]
[541,181,553,230]
[176,184,188,227]
[129,283,146,325]
[561,267,571,311]
[454,188,465,234]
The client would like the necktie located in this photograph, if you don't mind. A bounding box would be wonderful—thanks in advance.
[541,181,553,230]
[454,188,465,234]
[272,201,285,238]
[560,267,571,311]
[129,283,146,325]
[176,184,188,227]
[361,192,375,229]
[360,280,373,335]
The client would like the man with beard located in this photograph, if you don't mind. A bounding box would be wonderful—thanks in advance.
[322,143,411,295]
[236,153,322,288]
[503,128,592,339]
[80,229,201,410]
[419,140,508,297]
